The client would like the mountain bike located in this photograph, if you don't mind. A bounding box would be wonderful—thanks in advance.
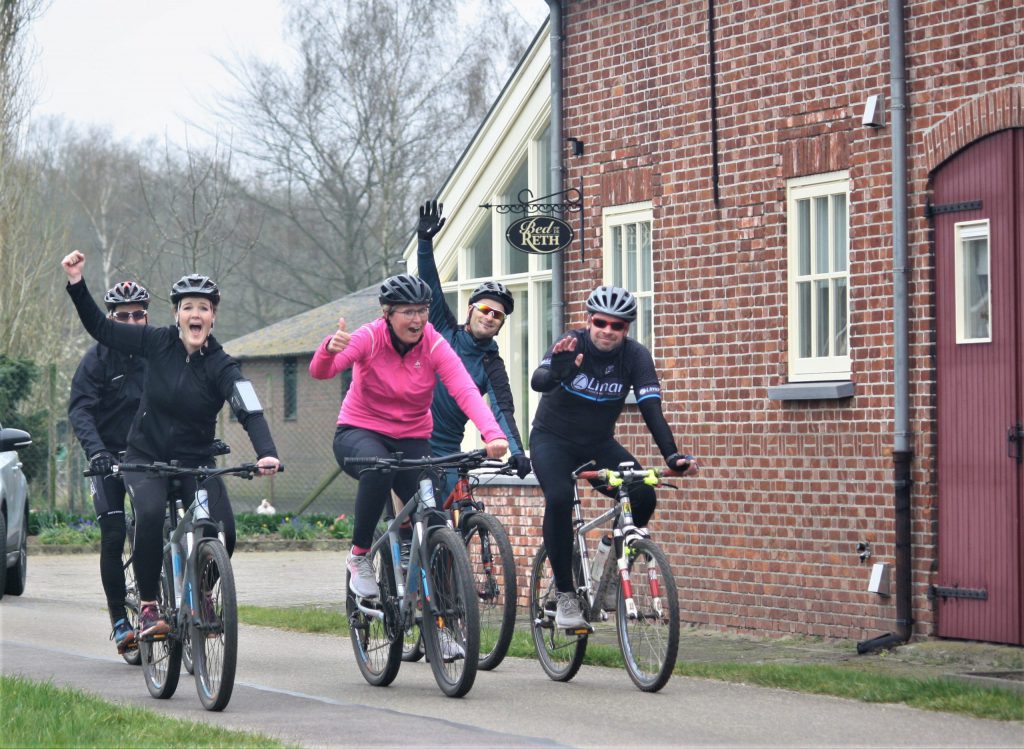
[342,449,486,698]
[529,461,685,692]
[401,457,518,671]
[94,460,277,711]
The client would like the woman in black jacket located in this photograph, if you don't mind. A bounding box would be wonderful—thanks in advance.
[62,250,280,637]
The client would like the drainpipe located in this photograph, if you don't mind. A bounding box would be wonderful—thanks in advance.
[546,0,565,337]
[857,0,913,654]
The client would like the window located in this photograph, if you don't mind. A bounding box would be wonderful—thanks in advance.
[954,221,991,343]
[282,358,297,420]
[786,172,851,381]
[602,202,654,350]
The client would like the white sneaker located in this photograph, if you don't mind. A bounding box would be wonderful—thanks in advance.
[438,628,465,662]
[347,551,380,599]
[555,592,588,629]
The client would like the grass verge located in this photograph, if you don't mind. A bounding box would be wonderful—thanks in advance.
[237,604,1024,722]
[0,675,295,748]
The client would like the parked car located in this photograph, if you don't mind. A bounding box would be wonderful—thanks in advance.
[0,422,32,600]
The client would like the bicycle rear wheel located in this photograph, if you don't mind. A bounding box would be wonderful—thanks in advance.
[191,539,238,711]
[462,512,516,671]
[420,527,479,697]
[528,543,587,682]
[346,543,402,687]
[121,517,141,666]
[615,538,680,692]
[140,552,181,699]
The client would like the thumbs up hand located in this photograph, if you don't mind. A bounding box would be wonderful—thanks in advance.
[327,317,351,354]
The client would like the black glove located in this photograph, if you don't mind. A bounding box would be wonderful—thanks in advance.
[89,451,117,476]
[417,200,446,241]
[510,453,532,479]
[549,349,580,382]
[666,453,696,474]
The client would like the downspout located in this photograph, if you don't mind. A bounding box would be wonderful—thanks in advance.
[858,0,913,654]
[546,0,565,337]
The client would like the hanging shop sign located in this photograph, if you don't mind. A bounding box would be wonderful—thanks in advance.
[505,216,574,255]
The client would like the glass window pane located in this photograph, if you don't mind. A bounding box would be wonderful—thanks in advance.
[468,216,492,279]
[537,279,554,348]
[963,237,990,339]
[797,200,810,275]
[798,282,811,358]
[832,194,847,272]
[639,223,652,292]
[505,160,530,275]
[833,278,848,356]
[815,279,830,356]
[611,226,622,283]
[640,297,652,350]
[444,290,458,314]
[815,196,829,273]
[625,224,637,290]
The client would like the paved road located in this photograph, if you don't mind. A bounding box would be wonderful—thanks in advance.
[1,552,1021,749]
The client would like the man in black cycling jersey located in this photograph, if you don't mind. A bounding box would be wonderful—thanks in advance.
[415,200,531,495]
[68,280,150,655]
[530,285,698,629]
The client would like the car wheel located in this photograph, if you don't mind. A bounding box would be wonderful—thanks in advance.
[5,514,27,596]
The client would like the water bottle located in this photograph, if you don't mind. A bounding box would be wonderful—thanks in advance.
[194,488,210,521]
[590,534,612,583]
[419,478,436,509]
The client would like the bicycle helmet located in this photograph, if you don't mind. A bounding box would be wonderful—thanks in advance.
[468,281,514,314]
[103,281,150,310]
[586,285,637,322]
[378,273,432,306]
[170,273,220,306]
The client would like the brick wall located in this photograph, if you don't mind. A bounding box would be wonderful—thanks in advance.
[484,0,1023,640]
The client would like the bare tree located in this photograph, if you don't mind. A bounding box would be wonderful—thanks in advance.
[220,0,534,307]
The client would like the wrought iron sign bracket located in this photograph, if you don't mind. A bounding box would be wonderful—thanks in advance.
[481,180,585,261]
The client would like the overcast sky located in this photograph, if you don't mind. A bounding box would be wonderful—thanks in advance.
[28,0,548,150]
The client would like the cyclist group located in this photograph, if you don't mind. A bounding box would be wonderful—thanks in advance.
[60,198,696,678]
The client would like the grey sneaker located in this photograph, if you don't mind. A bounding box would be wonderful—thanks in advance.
[438,628,465,662]
[555,592,588,629]
[347,551,380,599]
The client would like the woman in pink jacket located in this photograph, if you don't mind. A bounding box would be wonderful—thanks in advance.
[310,273,508,600]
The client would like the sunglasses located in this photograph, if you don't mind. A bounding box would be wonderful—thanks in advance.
[472,303,506,321]
[111,310,148,322]
[591,317,627,331]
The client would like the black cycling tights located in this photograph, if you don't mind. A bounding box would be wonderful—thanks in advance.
[529,429,656,594]
[125,466,235,602]
[92,473,128,624]
[333,425,430,550]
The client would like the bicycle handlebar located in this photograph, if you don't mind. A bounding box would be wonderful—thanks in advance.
[84,461,284,479]
[343,448,489,471]
[576,465,687,485]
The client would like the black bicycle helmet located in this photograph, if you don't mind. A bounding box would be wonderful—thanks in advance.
[103,281,150,310]
[170,273,220,306]
[586,285,637,322]
[378,273,432,306]
[468,281,514,315]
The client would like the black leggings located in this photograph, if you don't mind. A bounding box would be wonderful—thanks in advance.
[124,455,235,601]
[91,474,128,624]
[529,428,656,594]
[333,425,430,549]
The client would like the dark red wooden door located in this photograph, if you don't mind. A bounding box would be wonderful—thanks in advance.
[934,128,1023,645]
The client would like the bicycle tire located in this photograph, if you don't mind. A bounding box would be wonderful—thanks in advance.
[420,527,479,697]
[346,543,402,687]
[615,538,680,692]
[528,543,587,682]
[182,623,194,675]
[401,625,424,662]
[462,512,516,670]
[121,517,141,666]
[140,551,182,699]
[191,539,238,711]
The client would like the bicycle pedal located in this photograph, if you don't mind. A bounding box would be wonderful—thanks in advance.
[566,624,594,636]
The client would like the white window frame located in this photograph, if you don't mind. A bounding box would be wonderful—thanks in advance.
[786,172,851,381]
[601,202,654,350]
[954,220,991,344]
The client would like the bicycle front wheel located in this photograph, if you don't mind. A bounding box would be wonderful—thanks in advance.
[420,527,479,697]
[462,512,516,670]
[121,517,141,667]
[140,552,181,699]
[529,543,587,682]
[346,543,402,687]
[615,538,680,692]
[191,540,238,711]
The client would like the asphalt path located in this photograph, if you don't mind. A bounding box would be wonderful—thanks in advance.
[1,552,1021,749]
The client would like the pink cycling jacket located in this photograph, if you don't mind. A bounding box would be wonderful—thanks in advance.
[309,317,504,442]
